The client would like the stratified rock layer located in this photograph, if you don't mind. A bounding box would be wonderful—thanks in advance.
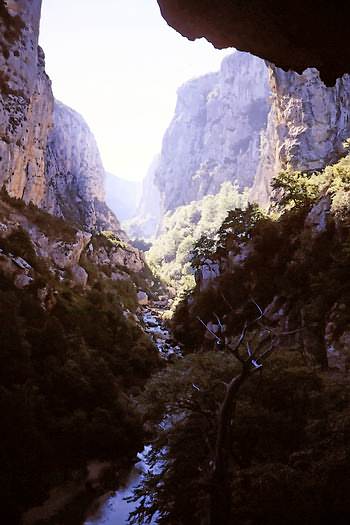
[156,52,270,213]
[0,1,53,204]
[251,67,350,204]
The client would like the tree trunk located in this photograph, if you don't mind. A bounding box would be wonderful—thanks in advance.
[209,367,250,525]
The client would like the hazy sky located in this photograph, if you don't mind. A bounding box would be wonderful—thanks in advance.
[39,0,232,181]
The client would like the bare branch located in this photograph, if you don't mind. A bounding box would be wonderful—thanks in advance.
[213,312,224,332]
[279,327,305,336]
[220,292,234,312]
[251,359,263,370]
[258,340,275,361]
[258,320,305,338]
[250,297,264,320]
[226,320,248,362]
[246,342,252,357]
[197,316,221,342]
[250,333,272,359]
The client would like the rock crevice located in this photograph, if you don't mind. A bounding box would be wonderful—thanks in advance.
[251,67,350,203]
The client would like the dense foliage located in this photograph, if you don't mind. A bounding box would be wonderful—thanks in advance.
[129,351,350,525]
[146,182,248,292]
[191,203,266,269]
[271,152,350,219]
[130,153,350,525]
[0,202,160,523]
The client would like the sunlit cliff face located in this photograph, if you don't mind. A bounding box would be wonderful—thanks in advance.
[157,0,350,86]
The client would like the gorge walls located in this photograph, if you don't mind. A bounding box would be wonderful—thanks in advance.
[0,1,53,205]
[44,100,124,233]
[155,0,350,209]
[155,51,271,213]
[4,1,350,239]
[251,67,350,203]
[0,0,123,234]
[136,50,350,233]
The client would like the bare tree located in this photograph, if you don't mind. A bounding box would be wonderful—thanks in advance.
[199,300,303,525]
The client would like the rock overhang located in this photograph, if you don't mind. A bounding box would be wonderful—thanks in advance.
[157,0,350,86]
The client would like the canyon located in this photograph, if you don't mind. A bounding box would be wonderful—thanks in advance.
[251,66,350,203]
[2,1,350,524]
[0,1,123,237]
[132,55,350,230]
[154,52,270,213]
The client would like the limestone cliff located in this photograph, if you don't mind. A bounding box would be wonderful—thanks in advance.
[137,51,350,215]
[251,67,350,204]
[44,100,124,234]
[0,1,54,205]
[0,191,145,294]
[0,1,124,236]
[155,51,271,213]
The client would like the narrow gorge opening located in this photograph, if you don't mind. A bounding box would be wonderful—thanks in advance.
[2,2,350,525]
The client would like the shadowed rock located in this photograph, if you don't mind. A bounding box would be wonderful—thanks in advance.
[157,0,350,85]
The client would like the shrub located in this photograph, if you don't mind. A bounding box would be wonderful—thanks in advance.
[147,182,248,290]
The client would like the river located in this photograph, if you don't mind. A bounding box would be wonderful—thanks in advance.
[84,301,180,525]
[85,448,157,525]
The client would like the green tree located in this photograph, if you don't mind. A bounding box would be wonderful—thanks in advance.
[271,170,323,210]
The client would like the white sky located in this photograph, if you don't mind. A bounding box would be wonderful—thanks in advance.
[39,0,233,181]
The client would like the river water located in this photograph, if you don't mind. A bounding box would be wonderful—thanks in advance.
[85,448,157,525]
[84,303,179,525]
[84,466,142,525]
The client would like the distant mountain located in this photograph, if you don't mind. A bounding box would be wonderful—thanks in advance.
[123,156,162,240]
[125,52,271,240]
[155,51,271,213]
[105,173,142,222]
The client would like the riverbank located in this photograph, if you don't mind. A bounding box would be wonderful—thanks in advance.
[22,458,135,525]
[82,300,180,525]
[22,297,177,525]
[84,448,152,525]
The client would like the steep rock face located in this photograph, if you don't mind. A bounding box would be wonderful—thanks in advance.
[157,0,350,86]
[0,2,124,236]
[0,195,145,293]
[44,100,124,234]
[0,1,54,204]
[156,52,270,213]
[251,67,350,204]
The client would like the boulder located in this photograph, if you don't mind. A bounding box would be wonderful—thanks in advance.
[12,256,32,271]
[70,264,88,288]
[137,291,149,305]
[14,274,33,289]
[49,231,91,270]
[305,197,331,235]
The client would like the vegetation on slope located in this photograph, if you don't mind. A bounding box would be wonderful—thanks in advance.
[0,196,160,523]
[129,153,350,525]
[146,182,248,292]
